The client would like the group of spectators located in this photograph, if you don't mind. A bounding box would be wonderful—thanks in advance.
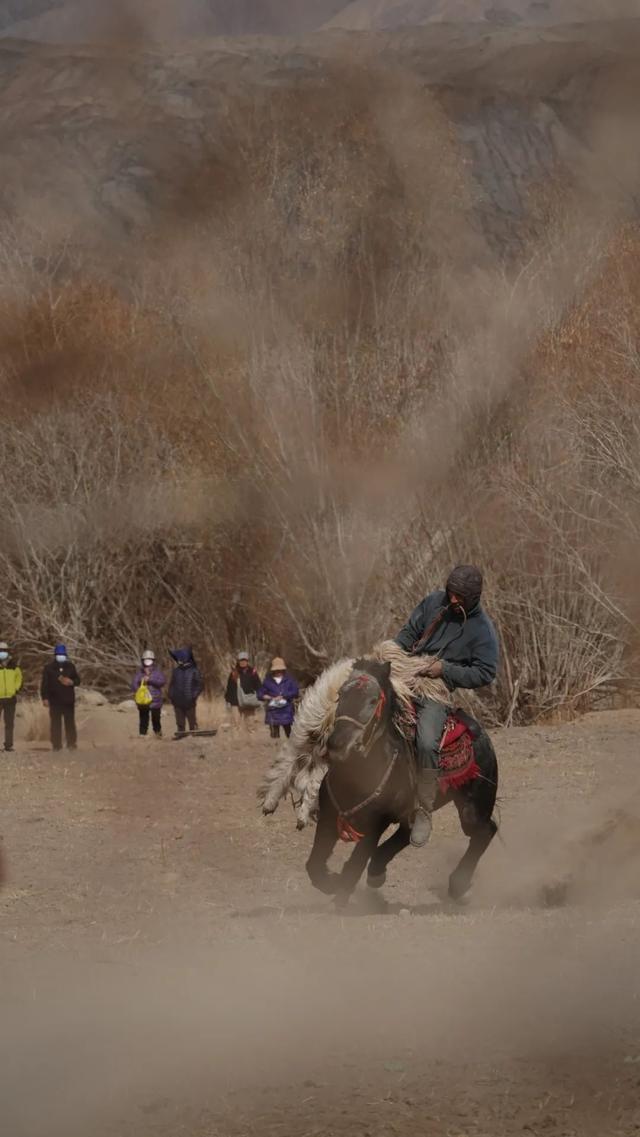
[131,647,204,738]
[131,648,300,741]
[224,652,299,739]
[0,642,81,753]
[0,641,299,753]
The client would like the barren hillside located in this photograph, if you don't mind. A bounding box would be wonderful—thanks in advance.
[327,0,640,30]
[1,20,640,249]
[0,0,345,40]
[1,18,640,715]
[4,0,640,40]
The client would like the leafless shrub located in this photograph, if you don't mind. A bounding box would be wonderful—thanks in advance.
[19,700,50,744]
[0,77,639,721]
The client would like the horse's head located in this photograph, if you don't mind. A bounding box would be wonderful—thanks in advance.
[326,658,393,762]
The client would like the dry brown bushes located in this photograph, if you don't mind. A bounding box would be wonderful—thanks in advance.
[0,66,638,719]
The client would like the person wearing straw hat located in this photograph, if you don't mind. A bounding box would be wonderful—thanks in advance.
[258,657,299,741]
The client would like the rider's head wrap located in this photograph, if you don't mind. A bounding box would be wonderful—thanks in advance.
[446,565,483,611]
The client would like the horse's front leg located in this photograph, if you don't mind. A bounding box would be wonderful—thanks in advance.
[448,795,498,901]
[305,782,341,895]
[334,818,386,909]
[367,823,410,889]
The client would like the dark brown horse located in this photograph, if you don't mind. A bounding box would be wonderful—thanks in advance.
[305,657,498,908]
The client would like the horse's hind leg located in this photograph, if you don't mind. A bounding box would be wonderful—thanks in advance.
[305,783,340,896]
[448,793,497,902]
[367,824,410,889]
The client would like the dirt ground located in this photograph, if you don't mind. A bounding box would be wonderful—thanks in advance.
[1,705,640,1137]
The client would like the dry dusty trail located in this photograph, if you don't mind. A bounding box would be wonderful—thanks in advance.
[1,707,639,1136]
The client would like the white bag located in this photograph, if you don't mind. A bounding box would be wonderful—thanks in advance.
[237,681,260,710]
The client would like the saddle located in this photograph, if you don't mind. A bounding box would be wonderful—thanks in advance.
[436,709,481,792]
[402,705,480,791]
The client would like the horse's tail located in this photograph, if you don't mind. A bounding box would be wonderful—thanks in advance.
[258,742,329,827]
[470,727,499,821]
[257,742,299,814]
[292,758,328,828]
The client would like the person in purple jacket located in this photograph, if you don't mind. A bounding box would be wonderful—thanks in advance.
[131,650,166,738]
[258,657,299,741]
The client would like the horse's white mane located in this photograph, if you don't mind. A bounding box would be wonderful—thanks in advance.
[258,640,448,827]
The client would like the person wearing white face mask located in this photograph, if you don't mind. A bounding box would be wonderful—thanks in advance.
[131,651,166,738]
[0,641,23,753]
[258,657,299,741]
[40,644,81,752]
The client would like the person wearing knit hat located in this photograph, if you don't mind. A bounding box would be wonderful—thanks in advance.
[0,642,23,753]
[395,565,499,848]
[258,657,299,741]
[40,644,81,752]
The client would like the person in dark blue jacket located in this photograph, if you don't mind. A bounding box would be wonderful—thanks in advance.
[395,565,498,848]
[168,647,204,734]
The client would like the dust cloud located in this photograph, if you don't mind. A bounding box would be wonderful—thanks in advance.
[1,906,639,1137]
[1,715,640,1135]
[470,764,640,911]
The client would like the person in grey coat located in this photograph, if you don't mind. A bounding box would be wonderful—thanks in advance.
[395,565,499,848]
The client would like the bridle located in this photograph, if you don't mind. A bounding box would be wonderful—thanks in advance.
[326,672,398,837]
[331,673,388,756]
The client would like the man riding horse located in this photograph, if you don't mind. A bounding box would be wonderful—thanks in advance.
[395,564,498,848]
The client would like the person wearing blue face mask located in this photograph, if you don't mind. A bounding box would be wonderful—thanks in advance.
[0,641,23,753]
[40,644,81,752]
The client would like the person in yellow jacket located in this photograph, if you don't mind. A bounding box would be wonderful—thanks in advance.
[0,642,23,752]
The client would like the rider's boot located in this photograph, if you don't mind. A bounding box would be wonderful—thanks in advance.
[410,768,439,848]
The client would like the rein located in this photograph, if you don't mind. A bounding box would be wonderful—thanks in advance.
[326,746,399,828]
[332,680,387,750]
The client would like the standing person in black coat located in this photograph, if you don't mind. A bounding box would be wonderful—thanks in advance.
[40,644,81,752]
[225,651,261,729]
[168,647,204,734]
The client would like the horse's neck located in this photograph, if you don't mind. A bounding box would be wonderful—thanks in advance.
[329,717,399,788]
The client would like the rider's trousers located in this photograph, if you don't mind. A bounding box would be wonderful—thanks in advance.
[415,697,448,771]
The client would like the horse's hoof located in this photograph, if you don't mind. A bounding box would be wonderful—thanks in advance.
[296,818,308,831]
[448,871,472,902]
[308,872,340,896]
[262,806,276,816]
[363,890,389,915]
[367,871,387,890]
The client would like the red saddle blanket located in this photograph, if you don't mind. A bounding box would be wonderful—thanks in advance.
[437,714,480,792]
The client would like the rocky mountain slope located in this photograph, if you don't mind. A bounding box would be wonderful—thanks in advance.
[0,18,638,255]
[326,0,640,31]
[2,0,639,41]
[0,1,345,40]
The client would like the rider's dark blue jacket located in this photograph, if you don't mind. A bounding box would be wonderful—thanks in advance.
[395,589,499,692]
